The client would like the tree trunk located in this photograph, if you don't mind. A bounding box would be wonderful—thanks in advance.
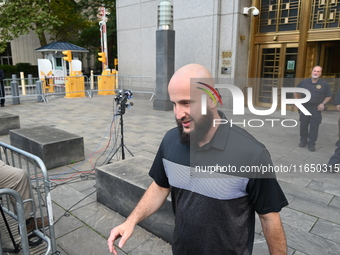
[36,31,48,47]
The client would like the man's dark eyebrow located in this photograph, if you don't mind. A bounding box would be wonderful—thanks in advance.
[178,99,193,104]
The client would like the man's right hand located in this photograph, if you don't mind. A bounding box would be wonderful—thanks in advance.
[336,105,340,111]
[107,221,135,254]
[107,181,170,254]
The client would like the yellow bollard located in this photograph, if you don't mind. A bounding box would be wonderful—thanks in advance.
[20,72,26,95]
[48,76,55,93]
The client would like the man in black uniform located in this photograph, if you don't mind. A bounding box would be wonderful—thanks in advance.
[107,64,288,255]
[294,66,332,152]
[0,69,5,107]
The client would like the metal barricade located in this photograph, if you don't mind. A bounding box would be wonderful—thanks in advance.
[1,76,44,104]
[43,75,90,99]
[0,142,58,255]
[1,74,156,104]
[43,76,66,94]
[117,75,155,100]
[0,188,29,254]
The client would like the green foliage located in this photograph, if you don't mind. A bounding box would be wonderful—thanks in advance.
[49,0,91,42]
[75,1,118,67]
[0,0,60,50]
[0,63,38,77]
[0,0,117,68]
[0,65,17,78]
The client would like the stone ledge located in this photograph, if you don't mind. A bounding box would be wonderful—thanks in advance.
[9,126,84,169]
[0,112,20,135]
[96,156,174,243]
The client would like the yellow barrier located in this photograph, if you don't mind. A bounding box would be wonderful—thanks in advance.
[98,70,116,95]
[47,77,55,93]
[41,71,55,93]
[64,71,85,98]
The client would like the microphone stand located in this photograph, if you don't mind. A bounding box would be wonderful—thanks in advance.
[106,97,134,163]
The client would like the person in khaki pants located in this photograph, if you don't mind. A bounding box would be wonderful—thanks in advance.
[0,159,48,233]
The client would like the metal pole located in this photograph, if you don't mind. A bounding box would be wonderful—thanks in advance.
[90,70,94,90]
[11,80,20,105]
[99,5,109,71]
[28,74,33,86]
[36,80,44,102]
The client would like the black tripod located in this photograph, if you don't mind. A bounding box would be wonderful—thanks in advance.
[0,204,20,253]
[106,90,134,163]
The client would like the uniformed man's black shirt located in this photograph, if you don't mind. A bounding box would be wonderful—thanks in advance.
[297,78,332,106]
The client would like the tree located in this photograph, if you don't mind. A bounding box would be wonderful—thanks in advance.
[0,0,59,52]
[76,1,117,68]
[0,0,91,52]
[49,0,91,42]
[0,0,117,69]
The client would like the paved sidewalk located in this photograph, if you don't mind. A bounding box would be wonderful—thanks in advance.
[0,94,340,254]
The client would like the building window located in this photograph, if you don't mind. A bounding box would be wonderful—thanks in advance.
[259,0,301,33]
[311,0,340,29]
[55,57,63,70]
[0,43,13,65]
[259,48,281,103]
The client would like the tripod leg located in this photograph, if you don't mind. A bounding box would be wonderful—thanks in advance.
[0,205,20,253]
[123,144,134,157]
[105,144,123,164]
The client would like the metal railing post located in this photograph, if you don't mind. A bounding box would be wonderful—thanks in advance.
[10,80,20,105]
[28,74,33,86]
[90,70,94,90]
[36,80,44,102]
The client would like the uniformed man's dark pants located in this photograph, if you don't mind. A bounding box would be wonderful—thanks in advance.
[299,107,322,146]
[0,81,5,106]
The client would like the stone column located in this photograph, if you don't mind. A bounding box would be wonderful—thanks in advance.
[153,29,175,111]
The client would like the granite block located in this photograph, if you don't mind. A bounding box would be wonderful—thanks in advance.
[0,112,20,135]
[96,156,175,244]
[9,126,84,169]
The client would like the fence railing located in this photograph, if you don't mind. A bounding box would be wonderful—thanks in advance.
[0,142,58,255]
[0,74,156,104]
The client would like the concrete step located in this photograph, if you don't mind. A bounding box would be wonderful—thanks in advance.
[9,126,84,169]
[96,156,174,244]
[0,112,20,135]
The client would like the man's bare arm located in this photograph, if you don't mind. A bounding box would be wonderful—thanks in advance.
[107,181,170,254]
[259,212,287,255]
[317,96,332,111]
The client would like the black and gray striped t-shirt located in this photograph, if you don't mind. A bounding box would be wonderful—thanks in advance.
[149,112,288,255]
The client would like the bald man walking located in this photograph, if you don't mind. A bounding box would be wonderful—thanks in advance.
[107,64,288,255]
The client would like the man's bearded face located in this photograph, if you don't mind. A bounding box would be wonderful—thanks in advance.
[176,107,213,145]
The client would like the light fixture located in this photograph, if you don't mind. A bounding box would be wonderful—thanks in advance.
[243,6,260,16]
[158,0,173,30]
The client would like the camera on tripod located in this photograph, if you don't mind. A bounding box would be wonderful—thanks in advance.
[114,89,133,115]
